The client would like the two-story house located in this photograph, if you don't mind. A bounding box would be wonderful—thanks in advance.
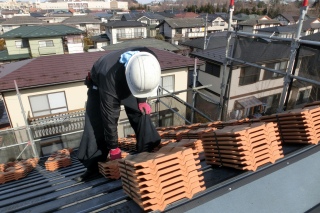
[157,18,205,44]
[1,16,44,34]
[189,38,315,120]
[274,13,300,26]
[1,24,85,60]
[238,15,281,34]
[0,48,201,144]
[103,21,147,45]
[61,15,102,36]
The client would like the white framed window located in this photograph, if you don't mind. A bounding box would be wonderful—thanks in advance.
[15,41,22,48]
[38,40,54,47]
[160,75,175,94]
[29,92,68,117]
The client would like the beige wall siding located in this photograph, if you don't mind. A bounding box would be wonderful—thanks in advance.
[6,39,30,55]
[29,37,64,57]
[3,82,87,127]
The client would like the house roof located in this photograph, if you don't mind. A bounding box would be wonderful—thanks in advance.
[0,50,30,61]
[233,13,261,21]
[30,13,45,18]
[154,11,175,18]
[101,38,187,52]
[190,39,315,65]
[104,21,147,28]
[1,16,44,25]
[181,32,231,50]
[90,34,110,42]
[264,18,320,33]
[61,15,101,24]
[1,25,84,38]
[174,12,199,19]
[122,13,142,21]
[238,17,280,26]
[0,48,201,92]
[256,26,296,33]
[276,13,299,23]
[161,18,205,28]
[301,32,320,41]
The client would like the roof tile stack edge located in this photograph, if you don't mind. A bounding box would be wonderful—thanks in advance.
[45,148,72,171]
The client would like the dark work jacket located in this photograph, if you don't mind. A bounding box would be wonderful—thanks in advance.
[90,47,157,145]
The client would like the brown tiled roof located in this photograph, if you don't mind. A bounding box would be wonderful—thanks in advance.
[174,12,199,19]
[0,48,199,92]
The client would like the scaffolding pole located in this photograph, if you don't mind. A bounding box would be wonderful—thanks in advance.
[14,80,38,158]
[277,2,308,112]
[191,58,198,123]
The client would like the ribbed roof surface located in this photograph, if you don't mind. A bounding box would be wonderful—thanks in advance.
[1,16,44,25]
[163,18,205,28]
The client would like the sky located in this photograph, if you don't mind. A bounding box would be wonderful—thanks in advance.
[137,0,154,4]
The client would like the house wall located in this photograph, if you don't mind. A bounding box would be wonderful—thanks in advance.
[3,67,188,129]
[163,22,173,38]
[29,37,64,57]
[6,39,30,55]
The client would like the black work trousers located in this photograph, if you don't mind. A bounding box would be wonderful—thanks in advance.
[77,87,145,171]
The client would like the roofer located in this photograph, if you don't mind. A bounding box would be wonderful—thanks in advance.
[73,47,162,182]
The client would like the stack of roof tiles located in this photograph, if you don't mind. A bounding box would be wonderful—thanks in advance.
[118,146,205,211]
[153,139,177,152]
[0,158,39,184]
[160,129,190,141]
[98,151,130,180]
[202,122,283,171]
[259,106,320,145]
[166,139,204,154]
[45,148,72,171]
[118,137,137,152]
[181,127,216,139]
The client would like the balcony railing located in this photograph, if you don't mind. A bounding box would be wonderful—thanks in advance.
[186,32,205,38]
[116,32,144,40]
[28,108,85,139]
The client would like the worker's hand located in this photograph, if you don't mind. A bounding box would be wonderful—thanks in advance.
[138,102,151,114]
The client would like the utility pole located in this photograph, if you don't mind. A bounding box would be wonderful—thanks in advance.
[203,13,208,50]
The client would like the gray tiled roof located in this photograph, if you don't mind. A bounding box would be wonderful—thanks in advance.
[1,16,44,25]
[90,34,110,42]
[101,38,187,51]
[62,15,101,24]
[1,25,84,38]
[104,21,147,28]
[301,32,320,41]
[162,18,205,28]
[256,26,296,33]
[239,18,280,26]
[181,32,230,50]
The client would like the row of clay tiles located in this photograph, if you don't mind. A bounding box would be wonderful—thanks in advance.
[0,158,39,184]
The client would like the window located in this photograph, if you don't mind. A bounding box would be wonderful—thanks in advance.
[68,36,82,44]
[160,75,175,94]
[117,28,126,38]
[296,89,310,105]
[134,28,143,37]
[213,21,219,26]
[38,40,54,47]
[263,61,287,80]
[15,39,29,48]
[220,21,225,26]
[239,66,260,86]
[205,62,220,77]
[29,92,68,117]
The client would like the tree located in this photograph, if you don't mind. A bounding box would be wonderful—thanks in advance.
[252,6,256,14]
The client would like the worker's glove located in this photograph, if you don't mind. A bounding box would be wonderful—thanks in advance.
[138,102,151,114]
[109,148,121,161]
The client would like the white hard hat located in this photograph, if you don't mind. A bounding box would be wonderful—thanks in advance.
[125,52,161,98]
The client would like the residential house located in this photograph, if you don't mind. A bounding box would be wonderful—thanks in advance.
[274,13,300,26]
[101,38,189,55]
[189,38,315,120]
[61,15,102,36]
[0,48,201,143]
[0,10,20,19]
[180,32,231,53]
[256,18,320,38]
[103,21,147,45]
[1,16,44,34]
[157,18,205,44]
[238,15,281,34]
[197,14,231,33]
[1,25,85,60]
[90,34,110,51]
[39,11,73,24]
